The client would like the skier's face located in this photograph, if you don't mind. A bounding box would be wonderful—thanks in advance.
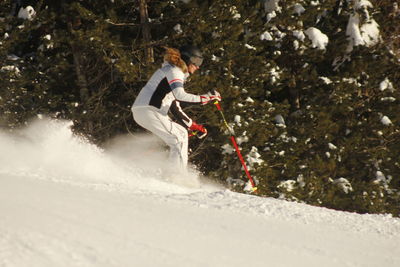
[188,63,199,74]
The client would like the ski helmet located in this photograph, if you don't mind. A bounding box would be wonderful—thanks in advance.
[179,45,203,67]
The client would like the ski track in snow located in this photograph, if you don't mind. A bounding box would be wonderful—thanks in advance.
[1,118,399,267]
[0,228,110,267]
[1,173,399,267]
[160,190,400,237]
[3,167,399,239]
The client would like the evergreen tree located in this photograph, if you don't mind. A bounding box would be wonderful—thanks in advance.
[1,0,149,141]
[0,0,398,216]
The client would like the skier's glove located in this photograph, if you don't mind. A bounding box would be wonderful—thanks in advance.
[189,121,207,139]
[200,90,222,105]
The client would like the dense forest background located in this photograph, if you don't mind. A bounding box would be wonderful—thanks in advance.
[0,0,399,216]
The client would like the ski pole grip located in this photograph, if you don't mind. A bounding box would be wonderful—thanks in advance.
[210,90,222,110]
[214,101,221,110]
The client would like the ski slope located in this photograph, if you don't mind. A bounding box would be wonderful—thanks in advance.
[0,119,399,267]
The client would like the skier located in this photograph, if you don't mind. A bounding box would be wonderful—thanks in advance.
[131,45,221,173]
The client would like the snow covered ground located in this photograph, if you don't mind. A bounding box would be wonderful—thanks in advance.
[1,118,399,267]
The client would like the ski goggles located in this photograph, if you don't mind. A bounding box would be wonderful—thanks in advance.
[189,56,203,67]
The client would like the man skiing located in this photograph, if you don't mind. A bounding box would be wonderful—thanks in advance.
[131,45,221,173]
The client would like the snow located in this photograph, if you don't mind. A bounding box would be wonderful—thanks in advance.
[328,143,338,150]
[346,0,380,52]
[355,0,373,10]
[260,31,273,41]
[333,178,353,194]
[347,13,365,48]
[246,146,264,167]
[234,115,241,125]
[266,11,277,22]
[360,19,380,46]
[17,6,36,21]
[380,115,392,126]
[311,0,320,6]
[381,97,396,103]
[6,54,20,61]
[380,78,394,92]
[293,30,306,41]
[274,114,286,127]
[305,27,329,50]
[278,180,297,192]
[173,24,182,34]
[221,143,235,155]
[230,6,241,20]
[264,0,281,13]
[1,65,21,76]
[1,118,400,267]
[235,134,249,145]
[293,3,306,15]
[374,171,387,184]
[245,44,256,50]
[245,96,254,103]
[320,76,333,84]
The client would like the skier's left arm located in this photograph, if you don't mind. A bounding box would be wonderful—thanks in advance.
[170,100,192,128]
[170,100,207,138]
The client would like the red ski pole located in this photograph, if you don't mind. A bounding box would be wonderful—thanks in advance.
[213,100,257,192]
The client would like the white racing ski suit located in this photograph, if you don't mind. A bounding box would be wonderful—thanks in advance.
[132,62,202,172]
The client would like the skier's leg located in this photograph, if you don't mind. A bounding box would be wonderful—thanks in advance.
[132,107,189,171]
[167,125,188,171]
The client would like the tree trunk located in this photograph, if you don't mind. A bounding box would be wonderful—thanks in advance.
[71,43,90,102]
[139,0,154,63]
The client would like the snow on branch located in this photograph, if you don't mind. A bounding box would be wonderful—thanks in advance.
[346,0,380,52]
[305,27,329,50]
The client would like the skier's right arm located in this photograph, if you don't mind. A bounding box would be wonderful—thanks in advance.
[166,69,201,103]
[166,68,221,104]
